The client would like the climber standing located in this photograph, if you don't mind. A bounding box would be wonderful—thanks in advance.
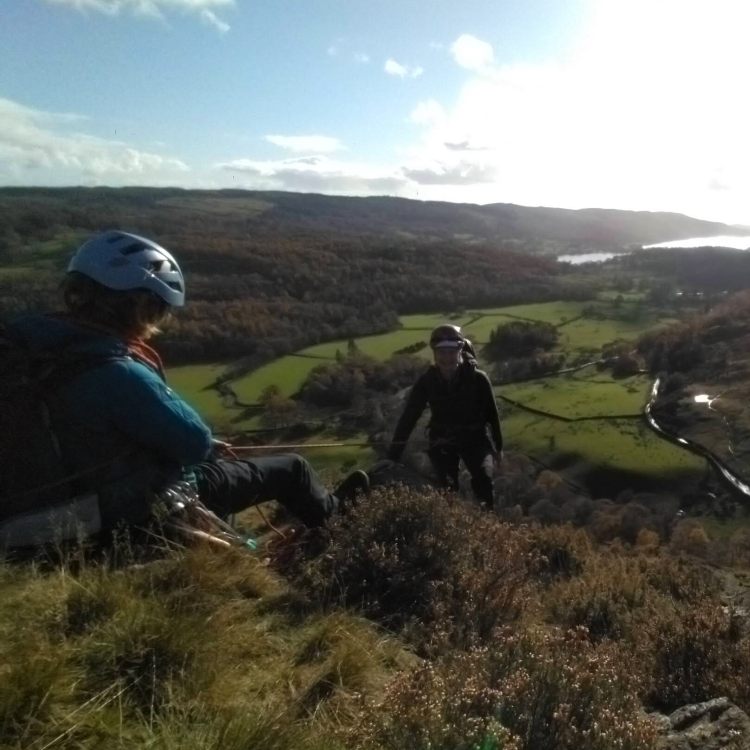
[386,324,502,508]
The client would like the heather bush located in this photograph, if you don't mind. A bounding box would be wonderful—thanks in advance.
[352,627,658,750]
[544,544,716,641]
[640,602,750,712]
[670,519,710,558]
[301,486,536,651]
[525,524,590,584]
[728,528,750,567]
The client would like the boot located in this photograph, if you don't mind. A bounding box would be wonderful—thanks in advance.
[333,469,370,509]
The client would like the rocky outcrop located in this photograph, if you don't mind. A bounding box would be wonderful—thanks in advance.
[653,697,750,749]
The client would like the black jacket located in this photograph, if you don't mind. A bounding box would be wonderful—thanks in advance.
[387,360,502,460]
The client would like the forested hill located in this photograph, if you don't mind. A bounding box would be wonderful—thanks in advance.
[0,187,567,364]
[0,186,743,365]
[258,192,739,246]
[0,187,741,250]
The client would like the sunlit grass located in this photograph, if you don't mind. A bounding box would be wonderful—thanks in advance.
[232,355,330,403]
[0,546,406,749]
[167,363,236,429]
[298,330,430,362]
[503,405,705,481]
[558,315,673,353]
[501,372,651,417]
[398,312,472,329]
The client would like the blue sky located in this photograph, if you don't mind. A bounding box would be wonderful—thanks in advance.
[2,0,750,225]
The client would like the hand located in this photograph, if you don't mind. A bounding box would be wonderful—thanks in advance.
[211,438,234,457]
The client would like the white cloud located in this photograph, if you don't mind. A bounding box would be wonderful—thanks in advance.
[384,58,424,79]
[409,99,445,126]
[43,0,234,31]
[354,52,370,64]
[264,134,344,154]
[200,8,229,33]
[450,34,494,72]
[402,161,497,185]
[217,155,407,194]
[401,3,750,224]
[327,45,338,57]
[0,97,189,185]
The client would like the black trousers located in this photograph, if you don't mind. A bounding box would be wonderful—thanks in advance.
[193,454,338,528]
[427,439,495,507]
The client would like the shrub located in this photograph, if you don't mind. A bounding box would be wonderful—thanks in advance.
[301,486,535,651]
[670,519,710,558]
[484,320,558,360]
[544,556,653,642]
[728,528,750,567]
[640,603,750,712]
[352,627,658,750]
[635,528,660,551]
[543,548,716,647]
[526,524,590,584]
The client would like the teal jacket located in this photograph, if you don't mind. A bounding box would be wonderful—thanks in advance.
[7,314,212,526]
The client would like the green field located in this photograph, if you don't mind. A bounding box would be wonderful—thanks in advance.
[231,329,435,404]
[557,315,670,353]
[165,300,706,482]
[502,404,705,485]
[398,312,473,329]
[166,363,258,432]
[304,330,431,361]
[501,371,651,418]
[226,301,669,406]
[500,367,705,487]
[232,354,328,402]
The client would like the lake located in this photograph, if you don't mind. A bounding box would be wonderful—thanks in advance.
[557,252,627,264]
[558,234,750,264]
[644,235,750,250]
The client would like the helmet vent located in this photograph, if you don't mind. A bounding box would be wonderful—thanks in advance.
[121,242,148,255]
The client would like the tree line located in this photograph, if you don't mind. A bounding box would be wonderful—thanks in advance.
[0,188,590,365]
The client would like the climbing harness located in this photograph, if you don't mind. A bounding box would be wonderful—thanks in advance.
[153,482,257,551]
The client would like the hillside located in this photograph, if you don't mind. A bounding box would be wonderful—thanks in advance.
[639,288,750,483]
[4,487,750,750]
[0,187,742,250]
[260,192,740,247]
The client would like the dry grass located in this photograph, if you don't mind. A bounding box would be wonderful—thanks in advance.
[2,486,750,749]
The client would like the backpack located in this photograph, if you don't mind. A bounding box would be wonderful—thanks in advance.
[0,326,107,523]
[462,338,478,365]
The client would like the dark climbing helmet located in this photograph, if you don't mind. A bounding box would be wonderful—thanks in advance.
[67,230,186,307]
[429,324,465,349]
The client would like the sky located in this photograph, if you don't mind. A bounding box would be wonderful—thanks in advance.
[2,0,750,225]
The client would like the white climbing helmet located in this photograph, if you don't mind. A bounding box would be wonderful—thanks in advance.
[67,230,185,307]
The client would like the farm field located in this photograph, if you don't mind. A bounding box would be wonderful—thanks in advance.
[502,404,705,490]
[166,299,705,485]
[499,366,706,489]
[166,363,245,432]
[292,329,430,364]
[231,354,327,402]
[557,315,675,354]
[223,301,670,406]
[397,313,473,329]
[501,371,651,418]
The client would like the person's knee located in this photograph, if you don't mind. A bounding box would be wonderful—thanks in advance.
[288,453,312,476]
